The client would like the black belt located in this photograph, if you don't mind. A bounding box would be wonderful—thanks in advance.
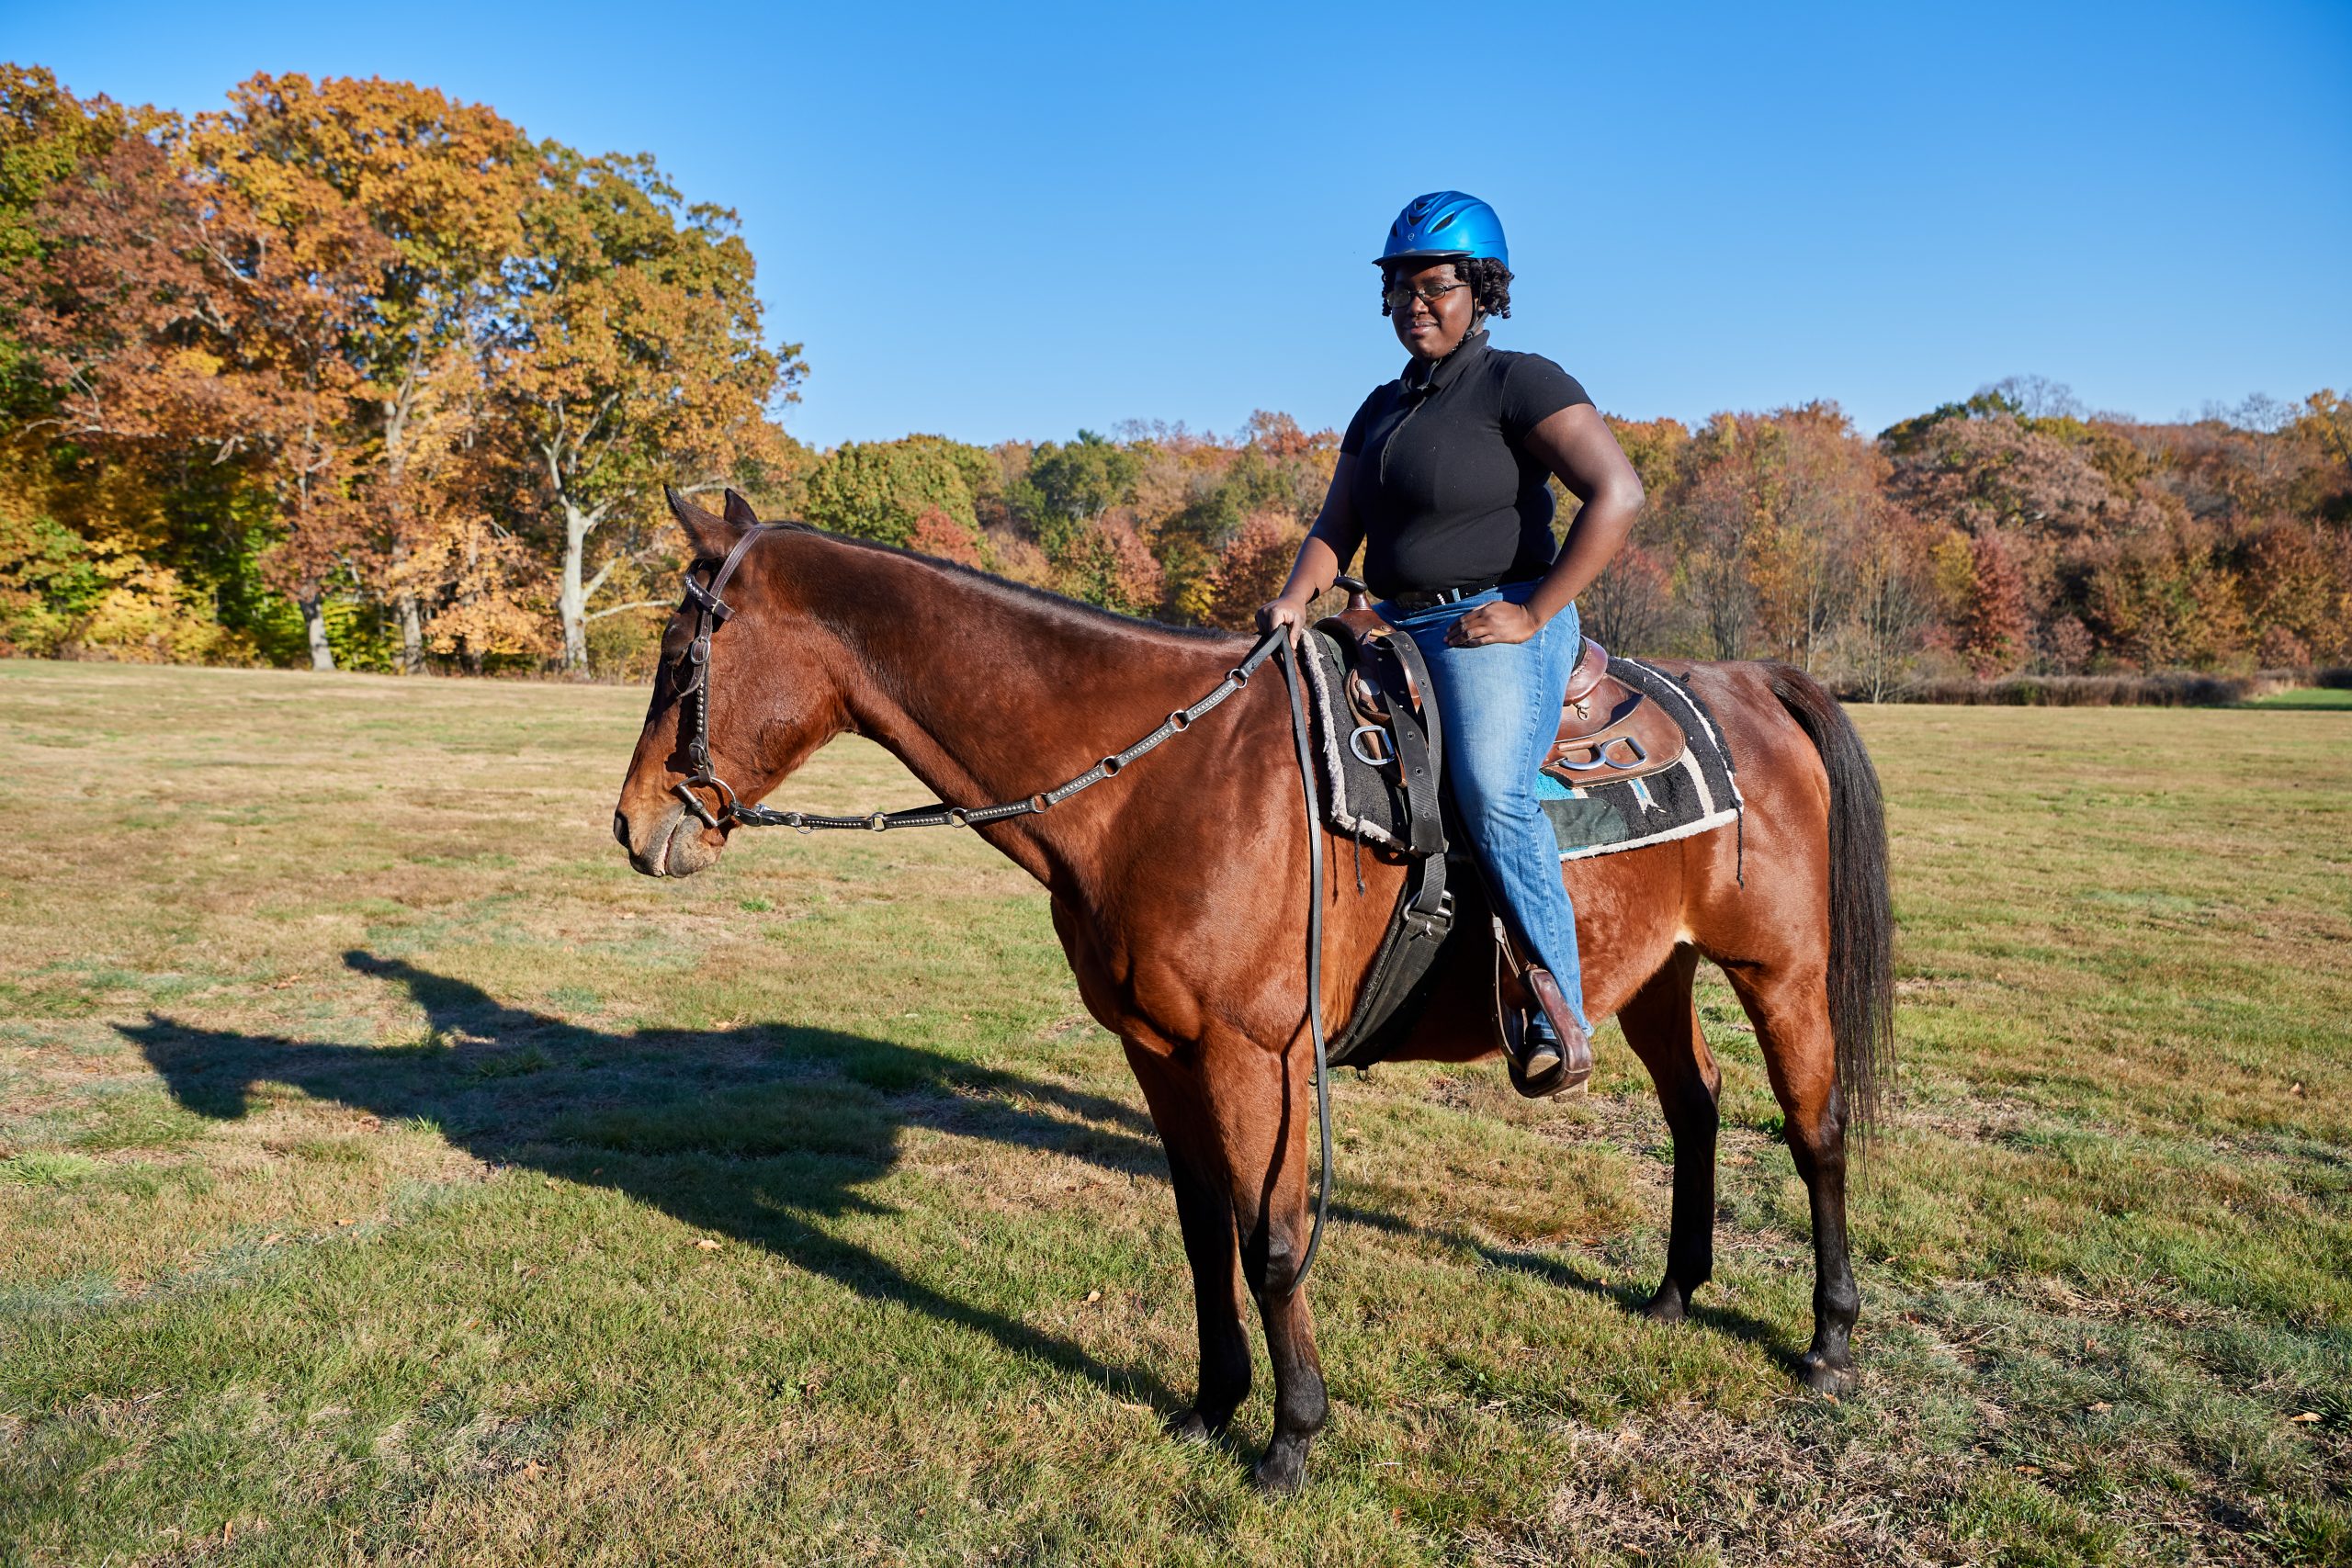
[1388,579,1501,614]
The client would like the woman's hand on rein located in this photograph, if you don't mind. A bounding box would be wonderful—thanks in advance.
[1445,601,1542,647]
[1257,594,1314,644]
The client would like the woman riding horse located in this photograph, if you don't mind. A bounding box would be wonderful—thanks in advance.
[616,194,1891,1493]
[1259,191,1646,1095]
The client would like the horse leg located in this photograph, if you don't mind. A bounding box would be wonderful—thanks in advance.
[1216,1045,1327,1492]
[1723,964,1860,1393]
[1617,945,1721,1323]
[1125,1046,1251,1441]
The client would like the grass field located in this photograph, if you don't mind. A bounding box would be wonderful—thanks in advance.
[1,660,2346,1567]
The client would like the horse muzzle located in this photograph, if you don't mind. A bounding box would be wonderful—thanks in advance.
[616,795,726,878]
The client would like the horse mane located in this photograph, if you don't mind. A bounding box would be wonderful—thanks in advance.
[762,519,1240,648]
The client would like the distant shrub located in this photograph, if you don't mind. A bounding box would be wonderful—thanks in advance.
[1880,670,2318,706]
[2315,666,2352,690]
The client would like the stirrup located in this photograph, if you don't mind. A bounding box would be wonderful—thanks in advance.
[1506,967,1593,1098]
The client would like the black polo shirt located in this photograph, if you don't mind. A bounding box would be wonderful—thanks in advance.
[1339,331,1592,599]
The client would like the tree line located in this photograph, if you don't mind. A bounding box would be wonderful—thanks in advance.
[5,67,2347,691]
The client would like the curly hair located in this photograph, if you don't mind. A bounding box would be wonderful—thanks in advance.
[1379,255,1513,321]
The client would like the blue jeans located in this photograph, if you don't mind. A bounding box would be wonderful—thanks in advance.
[1377,582,1589,1030]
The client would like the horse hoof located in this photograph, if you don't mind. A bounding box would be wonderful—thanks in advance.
[1251,1447,1307,1494]
[1643,1283,1688,1324]
[1165,1408,1222,1445]
[1799,1351,1855,1396]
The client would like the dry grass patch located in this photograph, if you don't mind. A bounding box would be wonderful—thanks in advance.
[0,661,2346,1565]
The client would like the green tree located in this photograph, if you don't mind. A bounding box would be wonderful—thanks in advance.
[798,434,988,549]
[1017,429,1140,557]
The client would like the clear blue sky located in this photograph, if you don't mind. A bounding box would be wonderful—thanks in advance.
[9,0,2348,448]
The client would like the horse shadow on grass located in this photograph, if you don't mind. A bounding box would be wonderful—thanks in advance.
[124,949,1181,1407]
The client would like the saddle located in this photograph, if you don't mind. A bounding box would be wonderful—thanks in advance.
[1306,578,1693,1077]
[1545,637,1690,787]
[1318,584,1690,821]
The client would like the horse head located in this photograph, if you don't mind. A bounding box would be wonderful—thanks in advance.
[612,488,850,878]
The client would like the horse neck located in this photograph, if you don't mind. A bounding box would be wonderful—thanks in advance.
[798,540,1254,886]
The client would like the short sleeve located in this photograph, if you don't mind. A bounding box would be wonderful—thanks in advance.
[1498,355,1592,446]
[1339,387,1385,456]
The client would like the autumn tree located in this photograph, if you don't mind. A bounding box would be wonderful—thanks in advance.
[6,114,387,667]
[180,92,404,669]
[1953,531,2030,677]
[0,67,156,415]
[497,144,800,670]
[200,73,533,671]
[1840,515,1939,699]
[1579,543,1675,655]
[1202,508,1304,629]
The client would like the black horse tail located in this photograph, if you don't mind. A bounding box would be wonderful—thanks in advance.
[1765,665,1895,1138]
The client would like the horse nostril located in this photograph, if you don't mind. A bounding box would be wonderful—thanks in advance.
[613,810,630,849]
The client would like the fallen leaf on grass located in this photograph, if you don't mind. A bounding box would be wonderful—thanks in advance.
[2014,1464,2044,1476]
[1083,1290,1102,1304]
[259,1234,283,1246]
[2289,1412,2322,1424]
[695,1238,721,1251]
[2088,1401,2112,1413]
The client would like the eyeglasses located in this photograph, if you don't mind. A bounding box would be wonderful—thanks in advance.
[1383,278,1467,312]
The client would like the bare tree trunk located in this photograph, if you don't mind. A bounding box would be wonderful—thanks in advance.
[389,525,424,674]
[298,592,336,672]
[560,501,590,671]
[383,377,424,675]
[397,583,424,673]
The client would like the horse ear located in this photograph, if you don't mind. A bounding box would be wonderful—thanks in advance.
[666,485,743,561]
[721,489,760,526]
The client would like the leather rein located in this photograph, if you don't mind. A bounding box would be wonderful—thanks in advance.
[664,525,1336,1283]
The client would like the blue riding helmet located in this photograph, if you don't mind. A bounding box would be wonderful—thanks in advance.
[1376,190,1509,270]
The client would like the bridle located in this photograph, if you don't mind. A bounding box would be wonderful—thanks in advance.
[660,523,1339,1287]
[669,524,775,830]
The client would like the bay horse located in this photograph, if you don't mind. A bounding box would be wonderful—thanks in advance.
[612,492,1894,1492]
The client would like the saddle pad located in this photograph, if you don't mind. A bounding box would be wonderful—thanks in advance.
[1300,638,1741,862]
[1299,629,1418,852]
[1538,659,1742,862]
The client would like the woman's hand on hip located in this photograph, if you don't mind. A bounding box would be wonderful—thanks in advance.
[1445,601,1541,647]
